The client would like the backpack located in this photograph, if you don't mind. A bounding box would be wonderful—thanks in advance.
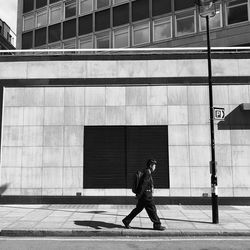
[132,170,143,194]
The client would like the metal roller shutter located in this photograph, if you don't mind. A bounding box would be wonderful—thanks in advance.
[84,126,126,188]
[84,126,169,189]
[126,126,169,189]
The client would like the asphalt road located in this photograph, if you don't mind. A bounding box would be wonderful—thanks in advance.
[0,237,250,250]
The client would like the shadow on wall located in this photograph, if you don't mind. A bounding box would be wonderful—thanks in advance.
[218,104,250,130]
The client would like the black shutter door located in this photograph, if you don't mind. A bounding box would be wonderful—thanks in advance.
[84,126,126,188]
[126,126,169,188]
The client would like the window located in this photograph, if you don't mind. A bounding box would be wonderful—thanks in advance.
[226,0,249,25]
[79,14,93,35]
[133,21,150,46]
[174,0,194,11]
[48,23,61,43]
[23,14,35,31]
[64,40,76,49]
[7,33,12,44]
[23,0,34,13]
[36,9,47,28]
[200,4,222,31]
[132,0,149,22]
[113,27,129,48]
[96,0,110,10]
[152,0,171,17]
[95,9,110,31]
[153,16,172,42]
[48,42,62,54]
[63,19,76,39]
[80,0,93,15]
[49,0,61,4]
[50,4,62,24]
[113,3,129,27]
[175,10,195,37]
[22,31,33,49]
[63,39,76,52]
[36,0,47,9]
[48,42,61,49]
[35,27,47,47]
[113,0,128,5]
[64,0,76,19]
[79,35,93,48]
[96,31,110,48]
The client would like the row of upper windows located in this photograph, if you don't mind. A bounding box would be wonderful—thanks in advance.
[23,0,130,13]
[23,0,250,33]
[22,0,249,50]
[23,0,250,39]
[23,0,132,31]
[23,18,172,49]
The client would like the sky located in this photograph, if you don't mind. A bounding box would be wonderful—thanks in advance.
[0,0,18,34]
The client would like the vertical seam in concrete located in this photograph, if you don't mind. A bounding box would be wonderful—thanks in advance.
[229,85,235,197]
[62,87,65,196]
[187,86,192,197]
[20,87,24,194]
[41,87,45,196]
[0,86,4,187]
[83,87,87,194]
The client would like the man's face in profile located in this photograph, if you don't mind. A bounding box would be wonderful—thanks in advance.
[151,164,156,172]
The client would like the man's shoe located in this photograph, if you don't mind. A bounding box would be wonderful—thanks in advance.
[122,219,131,229]
[153,225,166,231]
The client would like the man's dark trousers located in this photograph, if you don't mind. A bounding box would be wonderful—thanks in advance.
[124,196,161,227]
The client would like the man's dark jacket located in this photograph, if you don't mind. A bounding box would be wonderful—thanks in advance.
[137,168,154,201]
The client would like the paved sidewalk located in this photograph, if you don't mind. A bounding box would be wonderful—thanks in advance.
[0,204,250,237]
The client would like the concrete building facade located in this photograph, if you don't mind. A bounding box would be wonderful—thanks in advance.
[0,51,250,201]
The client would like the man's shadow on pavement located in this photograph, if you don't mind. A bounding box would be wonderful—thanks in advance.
[74,220,124,229]
[74,220,151,230]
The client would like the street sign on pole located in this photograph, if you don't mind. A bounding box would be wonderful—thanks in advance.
[213,107,225,120]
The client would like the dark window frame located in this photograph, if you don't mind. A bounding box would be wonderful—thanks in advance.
[22,31,33,49]
[113,3,129,27]
[48,23,61,43]
[95,9,111,32]
[35,27,47,47]
[132,0,150,22]
[79,14,93,35]
[152,0,172,17]
[36,0,47,9]
[23,0,34,13]
[63,18,77,39]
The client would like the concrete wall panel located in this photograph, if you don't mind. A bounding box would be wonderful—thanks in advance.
[23,88,44,106]
[147,86,168,105]
[168,125,189,146]
[3,107,23,126]
[65,87,85,106]
[23,107,44,125]
[146,106,168,125]
[106,87,125,106]
[106,106,125,125]
[22,147,43,168]
[167,86,187,105]
[125,106,147,125]
[45,88,64,107]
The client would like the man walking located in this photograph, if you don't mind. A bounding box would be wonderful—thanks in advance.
[122,159,166,231]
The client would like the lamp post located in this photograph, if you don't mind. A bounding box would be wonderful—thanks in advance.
[195,0,219,224]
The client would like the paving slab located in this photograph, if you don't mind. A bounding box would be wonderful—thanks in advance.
[0,205,250,237]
